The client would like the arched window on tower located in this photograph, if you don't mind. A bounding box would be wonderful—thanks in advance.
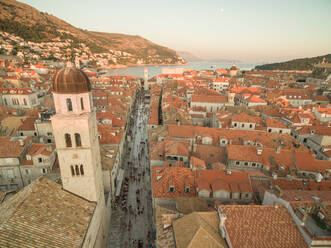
[71,165,75,176]
[66,98,73,112]
[75,133,82,147]
[75,165,80,176]
[80,165,84,176]
[80,97,84,110]
[65,133,72,147]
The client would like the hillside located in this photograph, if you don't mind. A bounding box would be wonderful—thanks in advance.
[0,0,185,65]
[255,54,331,71]
[177,51,201,62]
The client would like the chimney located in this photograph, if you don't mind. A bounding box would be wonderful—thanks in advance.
[19,139,24,146]
[302,212,308,223]
[218,213,227,238]
[274,185,283,197]
[46,145,53,152]
[315,173,322,183]
[193,144,197,152]
[257,147,262,155]
[219,214,227,226]
[276,146,281,154]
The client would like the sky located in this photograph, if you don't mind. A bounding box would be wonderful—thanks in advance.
[19,0,331,63]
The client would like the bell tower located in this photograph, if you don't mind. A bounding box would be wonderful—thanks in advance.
[51,64,104,202]
[144,67,149,91]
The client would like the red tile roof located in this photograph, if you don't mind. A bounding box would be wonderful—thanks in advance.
[190,156,206,169]
[17,117,36,131]
[294,151,331,173]
[231,87,262,94]
[0,177,95,247]
[271,178,331,191]
[165,140,190,157]
[27,144,53,157]
[230,112,260,123]
[220,205,308,248]
[97,124,123,145]
[245,95,267,103]
[265,118,289,129]
[168,125,305,150]
[227,145,263,163]
[151,167,196,198]
[214,77,229,83]
[193,145,226,165]
[196,170,252,194]
[0,136,30,158]
[281,190,331,205]
[191,95,228,103]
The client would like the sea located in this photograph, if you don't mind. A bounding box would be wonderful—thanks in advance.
[103,61,258,79]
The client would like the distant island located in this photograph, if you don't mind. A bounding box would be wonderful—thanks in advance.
[255,54,331,71]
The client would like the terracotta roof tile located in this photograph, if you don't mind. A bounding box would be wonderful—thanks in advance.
[220,205,308,248]
[227,145,263,163]
[27,143,53,157]
[152,167,195,198]
[271,178,331,191]
[97,124,123,145]
[191,95,228,103]
[265,118,288,129]
[17,117,36,131]
[190,156,206,170]
[168,125,195,139]
[155,205,178,248]
[196,170,252,194]
[0,177,95,248]
[281,190,331,205]
[168,125,305,151]
[165,140,190,157]
[175,198,209,214]
[294,151,331,173]
[0,136,30,158]
[230,112,261,123]
[173,212,227,248]
[193,145,226,165]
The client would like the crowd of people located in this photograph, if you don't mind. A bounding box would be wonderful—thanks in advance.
[112,89,155,248]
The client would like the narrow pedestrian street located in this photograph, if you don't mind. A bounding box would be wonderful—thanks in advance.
[107,89,154,248]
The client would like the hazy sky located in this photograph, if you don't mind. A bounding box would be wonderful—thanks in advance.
[19,0,331,63]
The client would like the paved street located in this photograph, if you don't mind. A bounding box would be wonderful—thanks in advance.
[107,90,154,248]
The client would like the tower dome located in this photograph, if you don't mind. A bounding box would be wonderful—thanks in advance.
[53,66,91,94]
[230,64,238,71]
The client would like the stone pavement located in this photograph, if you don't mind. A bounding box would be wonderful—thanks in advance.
[107,90,154,248]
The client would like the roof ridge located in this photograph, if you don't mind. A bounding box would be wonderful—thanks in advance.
[188,214,224,248]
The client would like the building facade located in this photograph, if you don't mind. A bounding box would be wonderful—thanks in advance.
[51,65,110,247]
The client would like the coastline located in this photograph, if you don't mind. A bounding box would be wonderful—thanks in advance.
[101,61,258,78]
[105,62,189,69]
